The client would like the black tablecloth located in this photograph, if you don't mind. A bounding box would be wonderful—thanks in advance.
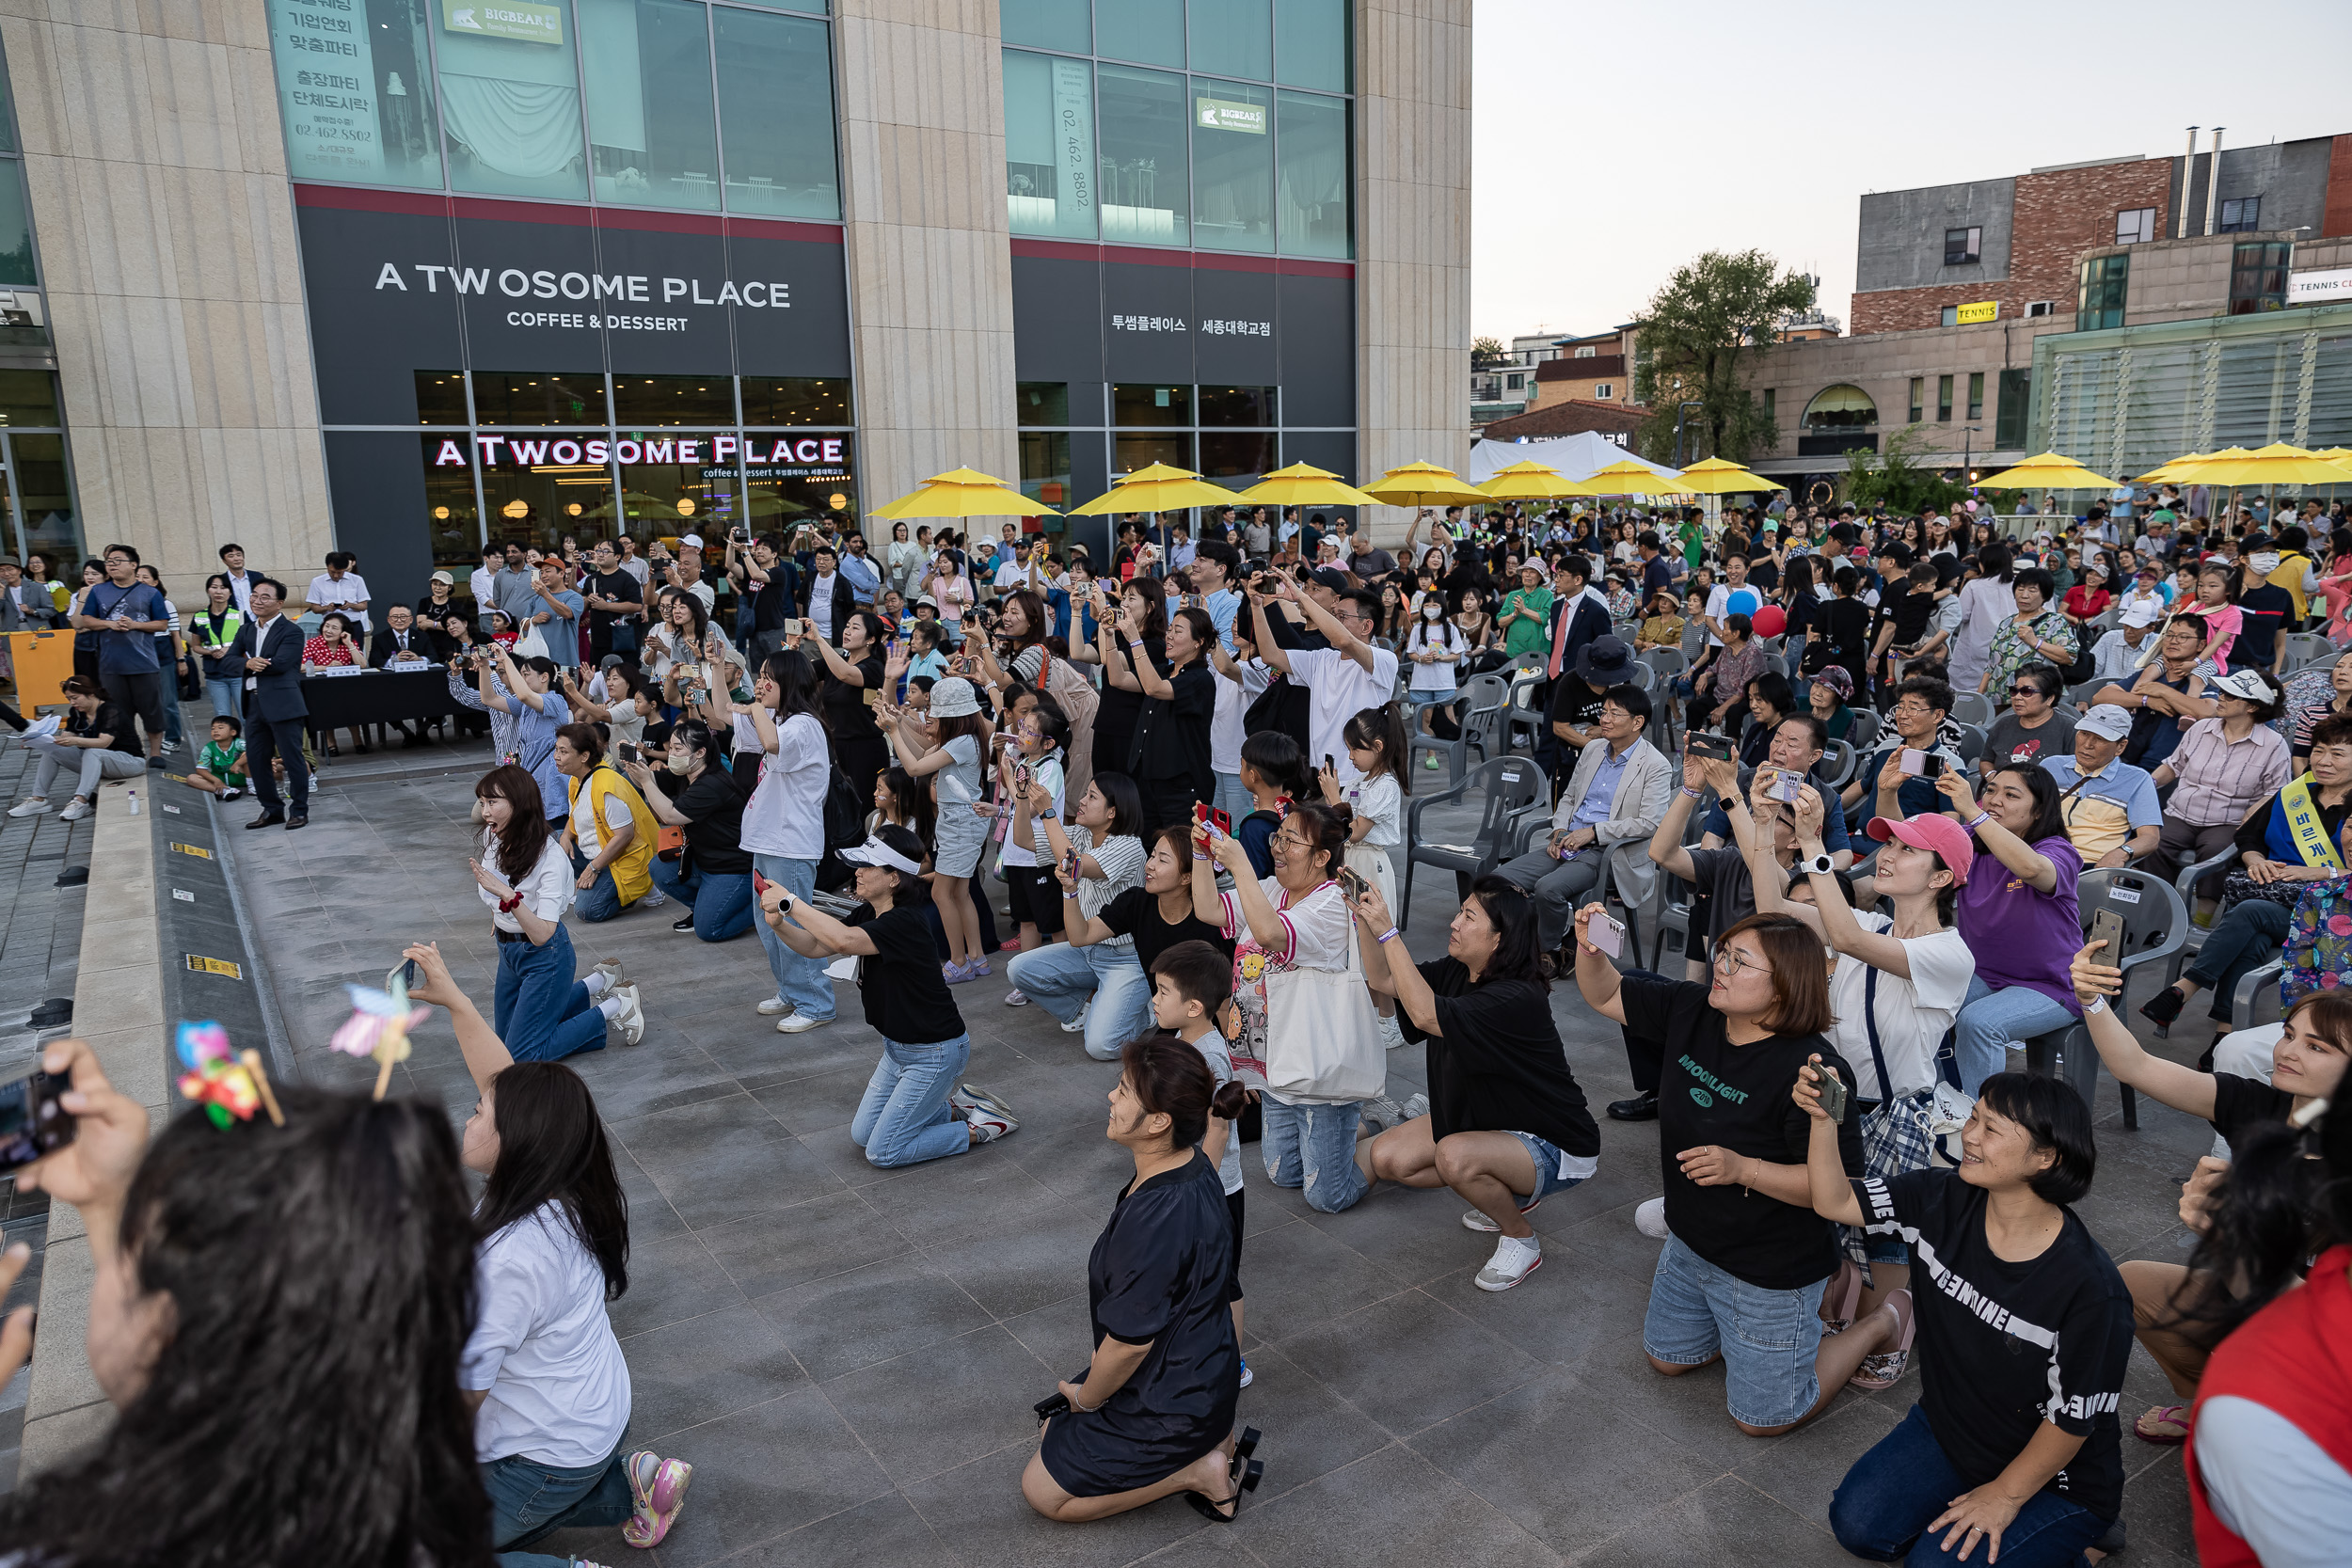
[300,667,465,728]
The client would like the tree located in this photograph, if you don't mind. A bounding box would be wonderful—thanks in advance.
[1842,424,1971,515]
[1630,250,1816,467]
[1471,335,1507,369]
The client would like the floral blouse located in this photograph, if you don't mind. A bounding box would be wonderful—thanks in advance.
[1984,608,2079,699]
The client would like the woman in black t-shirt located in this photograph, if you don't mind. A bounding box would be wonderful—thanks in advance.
[1572,909,1892,1436]
[759,825,1015,1167]
[795,609,887,801]
[1347,875,1598,1294]
[1110,602,1216,832]
[1073,575,1168,778]
[1802,1069,2130,1567]
[1072,825,1233,976]
[624,720,755,942]
[2071,945,2351,1443]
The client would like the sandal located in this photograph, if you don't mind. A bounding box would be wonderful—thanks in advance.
[1846,1289,1915,1391]
[1820,1257,1865,1336]
[1184,1458,1263,1524]
[2134,1403,2191,1445]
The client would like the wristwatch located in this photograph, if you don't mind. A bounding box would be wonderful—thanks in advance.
[1804,852,1835,876]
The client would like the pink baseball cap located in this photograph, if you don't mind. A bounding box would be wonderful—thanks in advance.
[1866,814,1975,883]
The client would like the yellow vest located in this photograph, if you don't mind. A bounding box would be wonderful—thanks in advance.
[2269,552,2312,621]
[568,765,658,905]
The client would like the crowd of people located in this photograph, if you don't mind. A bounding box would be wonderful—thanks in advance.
[7,483,2352,1564]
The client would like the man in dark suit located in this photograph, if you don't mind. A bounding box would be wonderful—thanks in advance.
[368,603,441,747]
[228,578,310,830]
[1536,554,1613,785]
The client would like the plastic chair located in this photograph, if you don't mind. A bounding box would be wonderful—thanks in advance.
[1642,647,1690,751]
[1503,673,1549,754]
[1407,671,1510,785]
[2232,960,2287,1033]
[1952,691,1994,729]
[1397,755,1549,929]
[2283,632,2332,672]
[2154,841,2253,1036]
[1820,737,1857,788]
[2022,868,2189,1132]
[1844,707,1882,755]
[1642,808,1714,972]
[1950,722,1988,768]
[2068,678,2112,709]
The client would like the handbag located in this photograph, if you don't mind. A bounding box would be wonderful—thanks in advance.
[1262,895,1385,1104]
[512,624,550,659]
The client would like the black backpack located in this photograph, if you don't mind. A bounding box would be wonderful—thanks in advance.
[821,764,864,851]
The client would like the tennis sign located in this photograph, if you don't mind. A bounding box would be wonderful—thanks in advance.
[1955,300,1999,325]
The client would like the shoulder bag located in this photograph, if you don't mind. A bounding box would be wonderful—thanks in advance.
[1263,895,1385,1105]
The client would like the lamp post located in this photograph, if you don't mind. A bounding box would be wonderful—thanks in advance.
[1961,424,1981,490]
[1672,401,1706,467]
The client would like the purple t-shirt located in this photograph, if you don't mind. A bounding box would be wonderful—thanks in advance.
[1955,833,2083,1015]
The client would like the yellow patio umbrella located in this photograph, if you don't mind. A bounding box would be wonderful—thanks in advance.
[1673,457,1788,495]
[1473,459,1586,501]
[871,466,1057,521]
[1570,458,1690,498]
[1229,462,1382,510]
[1974,451,2122,491]
[2173,442,2352,488]
[2135,451,2210,484]
[1065,462,1246,515]
[1359,460,1491,508]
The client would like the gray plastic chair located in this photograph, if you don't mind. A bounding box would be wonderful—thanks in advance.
[2283,632,2332,672]
[1952,691,1995,729]
[1398,755,1549,928]
[1820,737,1857,788]
[2023,867,2188,1132]
[2153,841,2255,1036]
[1844,707,1882,755]
[1407,671,1511,785]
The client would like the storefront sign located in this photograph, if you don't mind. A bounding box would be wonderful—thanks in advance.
[1955,300,1998,325]
[441,0,563,45]
[269,0,385,181]
[373,262,789,311]
[436,435,847,467]
[1195,98,1267,135]
[2288,267,2352,305]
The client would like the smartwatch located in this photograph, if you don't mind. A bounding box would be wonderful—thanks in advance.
[1804,852,1835,876]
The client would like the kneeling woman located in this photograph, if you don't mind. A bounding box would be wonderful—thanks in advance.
[1802,1069,2130,1568]
[1347,875,1599,1293]
[1025,1037,1261,1524]
[759,826,1019,1166]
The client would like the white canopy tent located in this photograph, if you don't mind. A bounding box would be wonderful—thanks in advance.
[1463,431,1682,485]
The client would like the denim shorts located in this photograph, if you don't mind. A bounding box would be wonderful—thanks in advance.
[1403,689,1455,709]
[1501,1130,1593,1204]
[1643,1233,1826,1428]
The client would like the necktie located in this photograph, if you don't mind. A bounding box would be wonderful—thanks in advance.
[1548,595,1573,680]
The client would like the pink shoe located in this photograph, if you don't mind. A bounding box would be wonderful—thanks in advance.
[622,1449,691,1548]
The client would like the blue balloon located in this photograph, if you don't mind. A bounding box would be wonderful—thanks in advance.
[1724,588,1761,618]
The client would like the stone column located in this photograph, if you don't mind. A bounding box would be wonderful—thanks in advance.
[0,1,331,597]
[833,0,1020,536]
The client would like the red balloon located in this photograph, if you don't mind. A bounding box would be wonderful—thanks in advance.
[1749,604,1788,640]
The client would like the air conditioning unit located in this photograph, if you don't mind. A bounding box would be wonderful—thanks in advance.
[2024,301,2056,318]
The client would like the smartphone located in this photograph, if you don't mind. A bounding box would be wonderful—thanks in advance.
[0,1066,74,1177]
[1687,733,1735,762]
[1767,771,1804,804]
[386,958,419,994]
[1588,913,1625,959]
[2090,908,2127,966]
[1324,753,1338,776]
[1013,759,1033,793]
[615,740,641,767]
[1898,747,1926,776]
[1062,848,1081,881]
[1336,864,1369,903]
[1814,1062,1850,1124]
[782,618,802,640]
[1033,1391,1072,1420]
[753,869,773,895]
[1193,801,1232,840]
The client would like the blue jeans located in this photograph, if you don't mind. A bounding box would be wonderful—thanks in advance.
[648,854,755,941]
[1260,1097,1368,1213]
[566,847,624,924]
[851,1034,974,1167]
[203,675,241,725]
[492,925,610,1063]
[1213,770,1251,826]
[1830,1402,2106,1566]
[1643,1232,1827,1429]
[2184,897,2291,1022]
[754,853,834,1020]
[1005,940,1152,1061]
[482,1434,630,1557]
[1953,976,2077,1095]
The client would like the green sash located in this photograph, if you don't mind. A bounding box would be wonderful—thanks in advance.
[2280,773,2344,871]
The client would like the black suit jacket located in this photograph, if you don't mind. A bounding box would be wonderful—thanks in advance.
[228,616,309,722]
[369,625,439,668]
[1546,593,1613,678]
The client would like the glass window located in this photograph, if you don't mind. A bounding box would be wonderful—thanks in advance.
[1939,305,1958,327]
[1019,429,1073,515]
[615,433,739,535]
[2219,197,2262,233]
[1199,385,1276,425]
[741,376,853,424]
[1116,431,1192,471]
[1199,430,1273,482]
[1761,388,1775,422]
[437,0,587,199]
[1994,369,2031,451]
[422,434,483,570]
[1593,382,1611,400]
[472,372,611,426]
[612,374,735,424]
[1190,77,1272,252]
[0,162,34,287]
[1944,227,1980,265]
[742,431,855,527]
[1966,371,1984,421]
[415,372,469,425]
[1098,0,1184,67]
[2115,207,2155,245]
[1906,378,1923,424]
[1188,0,1270,81]
[0,371,58,428]
[1274,0,1347,90]
[580,0,720,210]
[1001,0,1089,52]
[265,0,443,189]
[1804,385,1877,429]
[2230,241,2291,314]
[1018,382,1073,426]
[10,434,78,567]
[482,436,609,553]
[1099,65,1189,245]
[1936,374,1953,421]
[2079,254,2128,331]
[714,7,839,218]
[1276,89,1347,258]
[1114,383,1192,426]
[1004,50,1096,239]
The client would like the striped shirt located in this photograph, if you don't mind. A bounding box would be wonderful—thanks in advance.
[1068,825,1144,938]
[2166,718,2292,827]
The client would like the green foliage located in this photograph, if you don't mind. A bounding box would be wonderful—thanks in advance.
[1841,425,1972,515]
[1471,335,1507,369]
[1630,250,1815,467]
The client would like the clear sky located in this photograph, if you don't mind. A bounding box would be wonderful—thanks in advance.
[1470,0,2352,343]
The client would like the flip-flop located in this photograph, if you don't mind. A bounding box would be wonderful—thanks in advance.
[2134,1403,2191,1445]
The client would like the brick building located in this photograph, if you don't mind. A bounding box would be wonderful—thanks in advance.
[1478,396,1645,445]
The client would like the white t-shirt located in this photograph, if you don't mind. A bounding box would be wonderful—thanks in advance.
[571,786,634,859]
[994,559,1027,594]
[1187,1028,1246,1196]
[461,1205,631,1466]
[1347,771,1403,848]
[1005,752,1064,868]
[1703,583,1730,647]
[1209,667,1245,777]
[307,571,372,632]
[479,834,574,933]
[736,710,828,861]
[807,572,838,640]
[1405,618,1464,695]
[1287,644,1401,784]
[1826,913,1976,1100]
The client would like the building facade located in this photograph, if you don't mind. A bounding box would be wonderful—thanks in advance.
[2,0,1467,594]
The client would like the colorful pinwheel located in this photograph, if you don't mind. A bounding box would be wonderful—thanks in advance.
[176,1020,261,1129]
[331,978,434,1099]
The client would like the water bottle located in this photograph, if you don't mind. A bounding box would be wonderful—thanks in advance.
[127,788,139,815]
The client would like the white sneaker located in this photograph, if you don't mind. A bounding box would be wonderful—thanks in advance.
[1634,1196,1671,1240]
[755,996,792,1016]
[951,1081,1015,1118]
[1399,1092,1429,1121]
[57,799,90,821]
[7,799,48,817]
[965,1104,1018,1143]
[159,738,178,755]
[776,1012,827,1034]
[1460,1188,1544,1234]
[1059,1000,1089,1035]
[591,959,630,995]
[639,888,669,909]
[1377,1011,1406,1051]
[1474,1233,1543,1291]
[609,982,646,1046]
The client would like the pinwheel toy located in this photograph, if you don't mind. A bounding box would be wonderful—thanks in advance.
[330,976,434,1100]
[175,1021,278,1129]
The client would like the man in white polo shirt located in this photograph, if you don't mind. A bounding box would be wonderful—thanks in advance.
[1248,574,1396,782]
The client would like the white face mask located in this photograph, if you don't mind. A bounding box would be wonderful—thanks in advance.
[1422,602,1443,619]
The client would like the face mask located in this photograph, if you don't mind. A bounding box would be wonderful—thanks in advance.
[666,752,692,774]
[1422,603,1442,619]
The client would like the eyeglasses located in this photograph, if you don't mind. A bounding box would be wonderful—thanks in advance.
[1712,947,1770,977]
[2009,685,2050,700]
